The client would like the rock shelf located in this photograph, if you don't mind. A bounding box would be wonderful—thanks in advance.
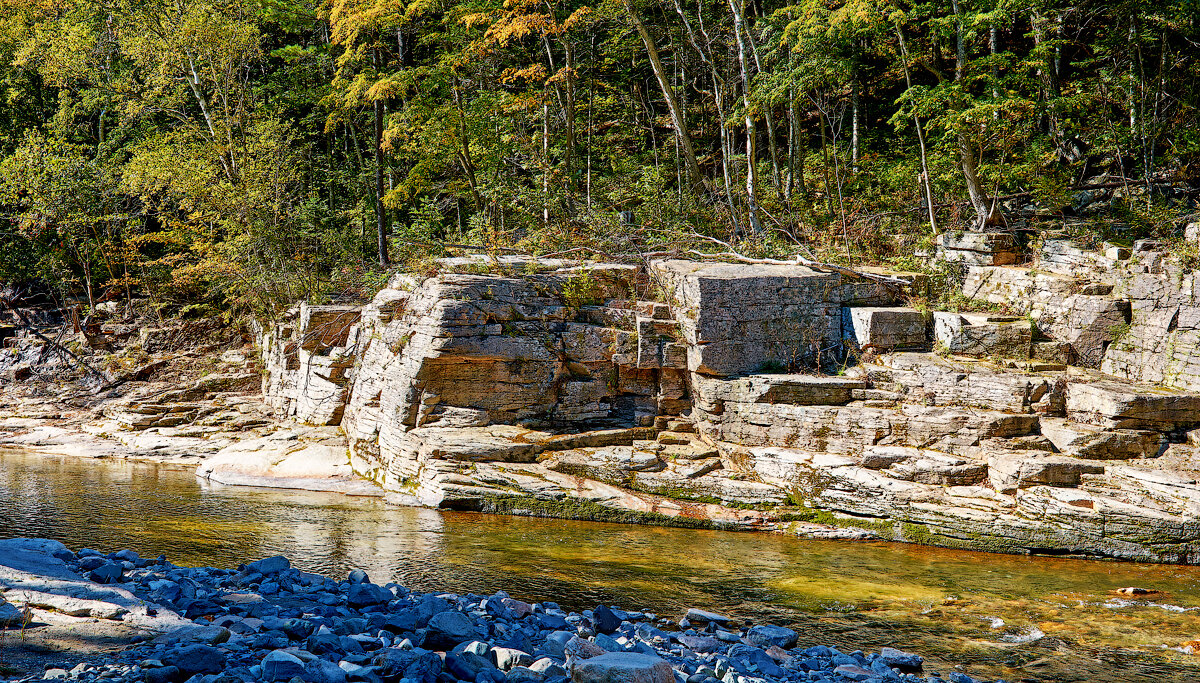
[8,238,1200,564]
[243,252,1200,563]
[0,538,994,683]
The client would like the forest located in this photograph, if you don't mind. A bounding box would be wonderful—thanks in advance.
[0,0,1196,315]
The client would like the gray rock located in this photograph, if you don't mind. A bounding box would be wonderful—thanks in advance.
[591,605,622,634]
[676,635,719,654]
[304,658,349,683]
[425,610,479,650]
[541,630,574,658]
[262,650,307,681]
[745,625,797,649]
[447,651,497,680]
[592,634,622,652]
[832,664,875,682]
[529,658,566,677]
[163,645,226,674]
[158,625,231,645]
[571,653,674,683]
[682,609,730,626]
[89,563,123,584]
[0,600,24,627]
[143,666,180,683]
[453,641,490,657]
[248,556,291,576]
[878,647,923,673]
[507,666,544,683]
[374,647,442,683]
[563,636,606,661]
[492,647,534,671]
[347,583,391,608]
[348,569,370,585]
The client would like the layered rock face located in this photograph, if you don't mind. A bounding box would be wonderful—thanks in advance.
[258,251,1200,563]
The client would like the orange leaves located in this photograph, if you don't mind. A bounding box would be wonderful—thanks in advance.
[500,63,547,84]
[561,6,591,30]
[324,0,407,46]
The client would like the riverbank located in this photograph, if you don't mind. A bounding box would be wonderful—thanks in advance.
[0,537,990,683]
[9,245,1200,563]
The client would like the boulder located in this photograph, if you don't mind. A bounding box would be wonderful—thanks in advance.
[878,647,923,673]
[162,645,226,675]
[347,582,391,607]
[374,648,442,683]
[591,605,622,634]
[571,653,674,683]
[247,556,291,576]
[746,625,798,649]
[261,650,306,681]
[424,610,480,650]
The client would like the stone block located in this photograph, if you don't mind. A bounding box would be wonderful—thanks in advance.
[691,373,865,411]
[844,307,927,350]
[1039,417,1165,460]
[1032,341,1074,365]
[962,266,1130,367]
[635,317,686,370]
[936,231,1021,266]
[987,453,1105,492]
[932,312,1031,358]
[1038,239,1117,276]
[1066,380,1200,430]
[652,259,844,376]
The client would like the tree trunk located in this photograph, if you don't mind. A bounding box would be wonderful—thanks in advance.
[728,0,762,233]
[373,95,389,266]
[896,24,938,235]
[951,0,997,229]
[624,0,706,194]
[850,83,860,169]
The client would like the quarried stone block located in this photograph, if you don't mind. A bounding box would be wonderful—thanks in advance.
[844,307,927,350]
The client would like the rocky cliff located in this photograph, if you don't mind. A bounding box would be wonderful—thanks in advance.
[254,242,1200,563]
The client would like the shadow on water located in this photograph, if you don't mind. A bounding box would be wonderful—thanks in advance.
[4,447,1200,682]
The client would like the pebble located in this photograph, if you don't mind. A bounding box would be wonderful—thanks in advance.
[0,545,1000,683]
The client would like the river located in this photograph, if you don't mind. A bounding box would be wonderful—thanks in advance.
[3,447,1200,682]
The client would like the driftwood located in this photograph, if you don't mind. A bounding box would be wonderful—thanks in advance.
[686,234,913,287]
[0,295,114,389]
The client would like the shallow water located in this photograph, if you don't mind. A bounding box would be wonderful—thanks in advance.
[3,448,1200,681]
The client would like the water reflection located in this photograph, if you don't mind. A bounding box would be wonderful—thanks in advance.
[4,448,1200,682]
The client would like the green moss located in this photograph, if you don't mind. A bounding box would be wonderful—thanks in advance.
[476,495,734,530]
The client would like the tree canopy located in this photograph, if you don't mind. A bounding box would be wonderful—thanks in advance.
[0,0,1196,314]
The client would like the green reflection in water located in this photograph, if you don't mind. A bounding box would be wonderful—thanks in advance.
[4,447,1200,682]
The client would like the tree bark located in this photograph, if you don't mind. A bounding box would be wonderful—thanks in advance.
[896,24,938,235]
[951,0,997,229]
[625,0,707,194]
[373,94,389,267]
[728,0,762,233]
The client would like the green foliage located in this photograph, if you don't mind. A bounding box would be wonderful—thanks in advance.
[0,0,1196,315]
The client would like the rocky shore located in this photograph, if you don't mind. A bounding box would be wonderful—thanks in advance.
[8,233,1200,564]
[0,538,994,683]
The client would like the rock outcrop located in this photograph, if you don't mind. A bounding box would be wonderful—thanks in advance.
[251,251,1200,564]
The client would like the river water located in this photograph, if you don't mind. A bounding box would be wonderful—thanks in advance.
[3,448,1200,682]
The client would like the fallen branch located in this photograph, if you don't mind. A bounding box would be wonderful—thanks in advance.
[687,234,913,287]
[0,296,114,390]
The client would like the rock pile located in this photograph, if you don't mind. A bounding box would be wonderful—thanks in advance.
[0,541,1001,683]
